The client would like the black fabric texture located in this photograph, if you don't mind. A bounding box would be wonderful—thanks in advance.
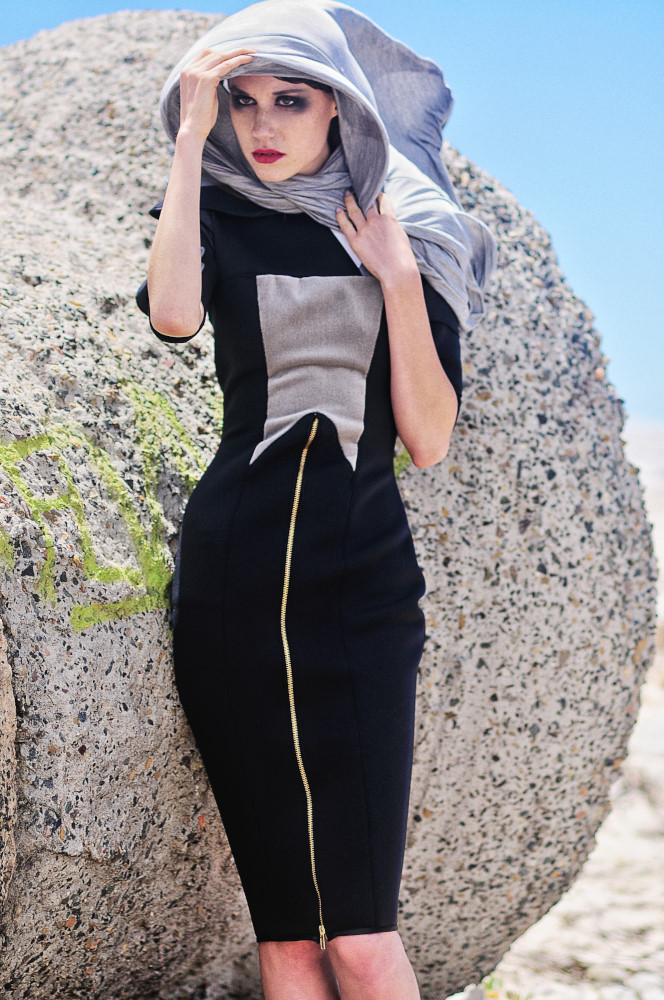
[136,197,461,942]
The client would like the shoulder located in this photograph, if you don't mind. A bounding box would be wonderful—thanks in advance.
[146,185,275,223]
[199,184,275,218]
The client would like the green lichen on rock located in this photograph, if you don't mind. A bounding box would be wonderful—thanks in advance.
[0,380,220,632]
[394,446,412,478]
[0,529,13,572]
[123,380,208,494]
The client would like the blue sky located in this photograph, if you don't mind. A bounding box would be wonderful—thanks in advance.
[2,1,663,424]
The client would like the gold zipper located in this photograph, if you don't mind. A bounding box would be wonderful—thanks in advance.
[279,416,328,950]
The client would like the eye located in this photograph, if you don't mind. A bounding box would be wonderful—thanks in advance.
[230,94,255,108]
[276,95,306,109]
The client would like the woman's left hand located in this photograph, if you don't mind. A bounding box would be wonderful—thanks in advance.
[336,191,418,285]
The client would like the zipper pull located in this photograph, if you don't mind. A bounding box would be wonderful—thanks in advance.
[319,925,327,950]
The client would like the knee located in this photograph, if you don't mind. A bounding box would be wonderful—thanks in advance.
[327,931,401,985]
[259,937,323,969]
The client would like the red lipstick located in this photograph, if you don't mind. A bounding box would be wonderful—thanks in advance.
[253,149,285,164]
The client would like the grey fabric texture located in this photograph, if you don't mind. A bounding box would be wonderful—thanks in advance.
[251,274,385,469]
[159,0,497,330]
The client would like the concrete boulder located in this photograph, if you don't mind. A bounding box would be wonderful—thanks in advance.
[0,10,657,999]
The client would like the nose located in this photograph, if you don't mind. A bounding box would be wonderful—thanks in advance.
[251,107,276,142]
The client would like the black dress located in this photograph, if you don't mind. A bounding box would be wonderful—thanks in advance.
[137,185,461,945]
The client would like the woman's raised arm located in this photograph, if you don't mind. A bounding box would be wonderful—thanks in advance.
[336,191,459,468]
[147,49,254,339]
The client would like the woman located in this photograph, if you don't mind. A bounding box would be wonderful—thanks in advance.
[137,2,495,997]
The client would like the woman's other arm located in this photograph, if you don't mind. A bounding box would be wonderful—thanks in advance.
[337,191,459,468]
[147,49,254,339]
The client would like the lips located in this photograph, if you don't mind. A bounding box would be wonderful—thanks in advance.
[252,149,285,164]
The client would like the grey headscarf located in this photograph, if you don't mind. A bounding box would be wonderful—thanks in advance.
[159,0,497,330]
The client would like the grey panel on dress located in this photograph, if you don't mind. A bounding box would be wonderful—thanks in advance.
[252,274,385,470]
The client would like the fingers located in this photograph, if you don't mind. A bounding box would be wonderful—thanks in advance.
[178,48,255,130]
[178,48,256,139]
[336,204,355,238]
[377,192,397,219]
[335,188,412,280]
[193,47,257,65]
[213,50,255,82]
[337,190,367,232]
[344,189,364,228]
[337,190,394,231]
[182,48,255,84]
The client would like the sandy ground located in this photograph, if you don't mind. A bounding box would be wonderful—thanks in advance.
[478,418,664,1000]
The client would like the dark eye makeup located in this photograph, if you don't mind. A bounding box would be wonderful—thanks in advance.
[276,95,308,109]
[230,92,308,111]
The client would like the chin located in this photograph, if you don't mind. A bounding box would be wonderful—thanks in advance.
[248,159,295,183]
[253,168,292,182]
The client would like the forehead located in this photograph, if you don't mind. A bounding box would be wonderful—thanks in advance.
[229,75,311,94]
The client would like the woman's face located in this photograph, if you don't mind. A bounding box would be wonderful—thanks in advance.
[228,75,338,181]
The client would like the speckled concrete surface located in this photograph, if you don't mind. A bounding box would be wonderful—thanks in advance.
[0,10,657,1000]
[0,618,17,910]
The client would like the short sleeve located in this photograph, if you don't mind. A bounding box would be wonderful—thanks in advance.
[135,206,218,344]
[422,278,463,413]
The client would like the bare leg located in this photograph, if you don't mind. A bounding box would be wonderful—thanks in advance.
[326,931,420,1000]
[258,939,341,1000]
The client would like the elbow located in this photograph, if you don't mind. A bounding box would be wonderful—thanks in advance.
[411,445,449,468]
[409,435,452,469]
[149,307,202,340]
[395,398,459,468]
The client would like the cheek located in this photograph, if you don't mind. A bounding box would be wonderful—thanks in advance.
[298,109,334,147]
[229,108,255,145]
